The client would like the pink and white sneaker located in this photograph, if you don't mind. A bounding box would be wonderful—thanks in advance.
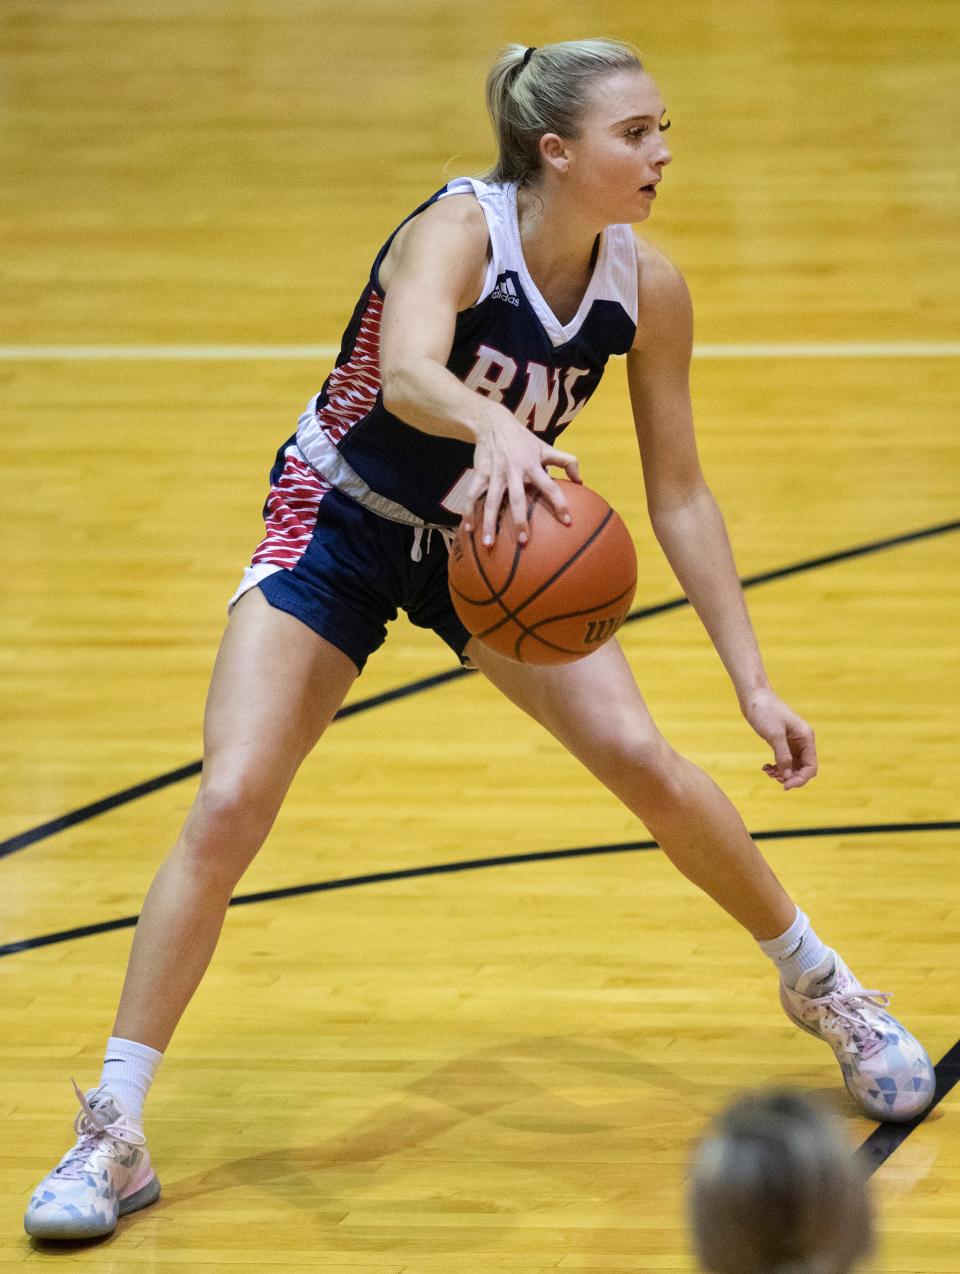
[780,955,936,1123]
[24,1082,160,1240]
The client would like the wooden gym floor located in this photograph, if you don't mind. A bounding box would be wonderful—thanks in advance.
[0,2,957,1270]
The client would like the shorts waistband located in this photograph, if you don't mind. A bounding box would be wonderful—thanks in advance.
[296,398,456,562]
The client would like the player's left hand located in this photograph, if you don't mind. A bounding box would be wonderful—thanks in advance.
[739,689,818,790]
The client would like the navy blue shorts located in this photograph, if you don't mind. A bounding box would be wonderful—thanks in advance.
[229,447,470,674]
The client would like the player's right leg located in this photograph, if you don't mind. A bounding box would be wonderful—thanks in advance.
[111,588,359,1053]
[471,636,936,1124]
[24,588,359,1240]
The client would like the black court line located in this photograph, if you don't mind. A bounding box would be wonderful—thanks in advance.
[2,820,957,960]
[623,515,960,625]
[1,516,958,865]
[857,1039,960,1177]
[0,669,467,861]
[2,824,957,1169]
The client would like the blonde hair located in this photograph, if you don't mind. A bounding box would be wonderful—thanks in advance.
[688,1090,874,1274]
[483,39,644,186]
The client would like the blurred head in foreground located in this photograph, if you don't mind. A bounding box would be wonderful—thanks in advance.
[688,1089,874,1274]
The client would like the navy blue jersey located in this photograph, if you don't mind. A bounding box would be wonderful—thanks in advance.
[296,177,639,530]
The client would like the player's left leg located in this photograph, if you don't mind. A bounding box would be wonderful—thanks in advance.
[470,636,935,1122]
[471,635,794,938]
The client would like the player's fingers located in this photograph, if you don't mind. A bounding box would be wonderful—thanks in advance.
[783,774,813,791]
[460,471,487,532]
[770,732,794,781]
[507,476,530,544]
[527,466,572,526]
[783,733,818,789]
[481,479,505,546]
[546,447,582,484]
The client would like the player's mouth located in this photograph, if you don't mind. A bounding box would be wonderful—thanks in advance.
[640,180,660,198]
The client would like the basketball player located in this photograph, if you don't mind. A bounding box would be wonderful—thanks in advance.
[689,1088,874,1273]
[25,40,935,1241]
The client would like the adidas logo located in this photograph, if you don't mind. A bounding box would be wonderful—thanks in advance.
[491,275,520,307]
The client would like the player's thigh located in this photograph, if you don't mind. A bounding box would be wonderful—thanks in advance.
[468,635,668,779]
[203,587,359,798]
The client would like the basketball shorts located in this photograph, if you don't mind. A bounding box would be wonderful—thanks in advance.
[228,445,471,674]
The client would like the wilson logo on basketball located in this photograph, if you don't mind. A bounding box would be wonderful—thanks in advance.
[447,482,637,665]
[584,614,626,645]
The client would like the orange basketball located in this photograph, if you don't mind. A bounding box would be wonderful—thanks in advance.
[448,481,637,664]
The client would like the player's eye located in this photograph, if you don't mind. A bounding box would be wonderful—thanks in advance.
[626,126,648,139]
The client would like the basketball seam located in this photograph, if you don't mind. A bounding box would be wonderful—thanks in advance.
[456,492,541,608]
[513,581,637,660]
[474,506,616,641]
[521,580,638,633]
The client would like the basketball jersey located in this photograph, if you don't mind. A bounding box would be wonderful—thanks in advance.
[296,176,638,533]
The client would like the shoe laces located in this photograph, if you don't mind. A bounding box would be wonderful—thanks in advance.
[801,987,893,1059]
[53,1080,146,1179]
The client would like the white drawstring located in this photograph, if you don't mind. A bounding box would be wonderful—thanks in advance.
[410,524,456,562]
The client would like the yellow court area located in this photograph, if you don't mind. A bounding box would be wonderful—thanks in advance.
[1,2,958,1271]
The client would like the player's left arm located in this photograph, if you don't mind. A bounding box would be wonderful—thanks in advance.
[627,240,817,790]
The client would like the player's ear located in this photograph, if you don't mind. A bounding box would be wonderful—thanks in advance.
[539,133,571,175]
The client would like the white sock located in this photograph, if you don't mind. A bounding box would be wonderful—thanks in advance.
[99,1036,163,1126]
[758,908,834,991]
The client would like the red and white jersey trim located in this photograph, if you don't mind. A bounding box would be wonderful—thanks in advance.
[251,444,332,570]
[315,291,383,444]
[229,443,332,611]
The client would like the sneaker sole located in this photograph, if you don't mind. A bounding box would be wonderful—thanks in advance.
[119,1174,161,1219]
[25,1176,160,1241]
[781,988,935,1123]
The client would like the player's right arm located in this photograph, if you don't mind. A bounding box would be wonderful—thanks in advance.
[378,196,578,544]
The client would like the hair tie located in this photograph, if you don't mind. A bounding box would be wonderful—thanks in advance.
[522,46,537,67]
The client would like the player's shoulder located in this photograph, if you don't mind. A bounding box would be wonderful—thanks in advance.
[380,185,490,302]
[629,234,693,354]
[400,187,490,254]
[632,234,690,307]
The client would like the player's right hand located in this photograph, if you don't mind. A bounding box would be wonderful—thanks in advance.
[463,413,581,547]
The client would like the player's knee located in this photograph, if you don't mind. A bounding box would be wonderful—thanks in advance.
[642,744,692,807]
[597,721,674,783]
[609,725,694,805]
[184,777,277,875]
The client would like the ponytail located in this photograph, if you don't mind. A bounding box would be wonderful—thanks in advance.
[483,38,644,187]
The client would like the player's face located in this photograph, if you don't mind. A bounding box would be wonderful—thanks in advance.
[565,70,672,224]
